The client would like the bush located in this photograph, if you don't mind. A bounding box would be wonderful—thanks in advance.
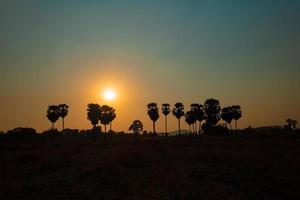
[87,126,102,136]
[6,127,37,136]
[62,128,80,136]
[202,123,229,135]
[42,129,60,136]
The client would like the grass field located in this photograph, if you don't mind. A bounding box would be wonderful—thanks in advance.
[1,133,300,199]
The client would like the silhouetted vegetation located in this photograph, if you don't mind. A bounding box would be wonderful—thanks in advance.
[47,104,69,130]
[7,127,37,136]
[147,103,159,134]
[172,102,185,136]
[47,105,60,129]
[221,106,234,129]
[161,103,170,136]
[87,104,116,135]
[286,118,297,130]
[185,110,197,134]
[87,103,101,129]
[190,103,204,134]
[129,120,143,135]
[232,105,242,129]
[58,104,69,131]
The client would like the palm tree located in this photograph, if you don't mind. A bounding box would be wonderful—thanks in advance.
[87,103,100,129]
[185,110,197,134]
[172,102,185,136]
[129,120,143,135]
[221,106,234,129]
[108,107,116,131]
[58,104,68,131]
[100,105,113,134]
[47,105,60,129]
[286,118,297,130]
[190,103,204,134]
[147,103,159,134]
[162,103,170,136]
[204,98,221,127]
[232,105,242,130]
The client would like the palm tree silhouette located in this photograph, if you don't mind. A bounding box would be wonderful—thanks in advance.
[147,103,159,134]
[162,103,170,136]
[221,106,234,129]
[58,104,68,131]
[204,98,221,127]
[190,103,204,134]
[47,105,60,129]
[185,110,197,134]
[129,120,143,135]
[232,105,242,130]
[172,102,185,136]
[100,105,113,134]
[108,107,116,131]
[87,103,100,129]
[286,118,297,130]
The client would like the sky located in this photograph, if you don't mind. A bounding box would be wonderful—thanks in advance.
[1,0,300,132]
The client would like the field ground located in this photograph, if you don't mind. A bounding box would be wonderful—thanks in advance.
[1,133,300,200]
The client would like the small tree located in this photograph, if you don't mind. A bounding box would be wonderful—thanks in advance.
[100,105,114,134]
[47,105,60,129]
[87,103,101,129]
[202,99,221,134]
[221,106,234,129]
[147,103,159,134]
[108,107,116,131]
[232,105,242,130]
[172,102,185,136]
[58,104,68,131]
[129,120,143,135]
[286,119,297,130]
[185,110,197,134]
[190,103,204,134]
[162,103,170,136]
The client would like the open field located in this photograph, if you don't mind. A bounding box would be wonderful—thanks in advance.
[1,133,300,200]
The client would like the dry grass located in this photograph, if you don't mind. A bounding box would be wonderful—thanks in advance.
[0,133,300,199]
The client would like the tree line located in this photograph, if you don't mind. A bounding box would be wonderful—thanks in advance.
[145,98,242,136]
[47,99,242,135]
[47,103,116,134]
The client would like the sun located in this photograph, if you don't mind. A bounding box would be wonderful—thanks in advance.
[102,88,117,101]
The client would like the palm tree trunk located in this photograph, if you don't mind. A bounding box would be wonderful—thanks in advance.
[191,123,194,134]
[165,115,168,136]
[110,123,113,141]
[62,118,65,132]
[189,125,192,135]
[178,118,181,136]
[153,121,156,134]
[52,123,54,130]
[229,123,232,130]
[194,123,197,134]
[235,120,238,130]
[198,121,202,134]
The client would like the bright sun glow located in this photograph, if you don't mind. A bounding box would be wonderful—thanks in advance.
[102,88,117,101]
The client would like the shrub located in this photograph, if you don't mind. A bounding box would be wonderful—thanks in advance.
[6,127,37,136]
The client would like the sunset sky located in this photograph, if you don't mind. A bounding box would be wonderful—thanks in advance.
[1,0,300,132]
